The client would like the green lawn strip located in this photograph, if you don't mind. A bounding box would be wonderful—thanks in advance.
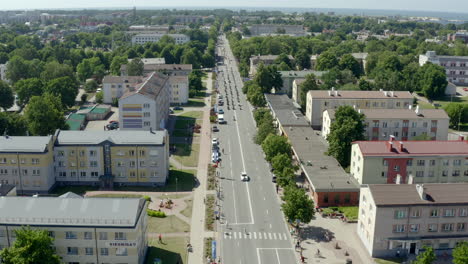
[178,111,204,119]
[374,257,407,264]
[338,206,359,221]
[204,237,213,261]
[112,169,196,193]
[172,130,192,137]
[186,99,205,107]
[205,194,216,231]
[146,237,188,264]
[180,198,193,219]
[172,143,200,167]
[207,165,216,191]
[174,119,197,129]
[147,215,190,233]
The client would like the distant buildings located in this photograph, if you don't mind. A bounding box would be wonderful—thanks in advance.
[131,33,190,45]
[0,195,148,264]
[305,89,414,129]
[0,63,8,82]
[0,129,169,194]
[102,76,144,104]
[447,30,468,43]
[350,138,468,185]
[419,51,468,86]
[248,24,306,36]
[249,55,295,76]
[120,63,192,77]
[278,70,326,95]
[358,183,468,257]
[168,76,189,104]
[119,72,170,131]
[322,107,449,141]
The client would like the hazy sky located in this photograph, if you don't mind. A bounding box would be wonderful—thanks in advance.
[3,0,468,14]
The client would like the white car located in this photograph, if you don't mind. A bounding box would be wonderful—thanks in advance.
[212,152,220,163]
[212,138,219,146]
[240,172,249,181]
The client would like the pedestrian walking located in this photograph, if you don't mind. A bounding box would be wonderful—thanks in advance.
[300,255,305,263]
[158,234,162,243]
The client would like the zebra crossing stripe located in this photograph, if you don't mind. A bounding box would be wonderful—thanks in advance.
[238,232,242,239]
[283,233,288,240]
[253,232,257,239]
[259,232,262,239]
[268,233,272,239]
[233,232,237,239]
[273,233,277,240]
[243,232,247,239]
[264,232,267,239]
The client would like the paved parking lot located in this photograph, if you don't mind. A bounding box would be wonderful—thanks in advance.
[85,107,119,131]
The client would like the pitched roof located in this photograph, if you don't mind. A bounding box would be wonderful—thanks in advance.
[0,196,146,227]
[121,72,168,100]
[326,108,449,120]
[0,135,52,153]
[308,90,413,99]
[368,183,468,206]
[102,75,143,84]
[55,130,166,146]
[354,140,468,157]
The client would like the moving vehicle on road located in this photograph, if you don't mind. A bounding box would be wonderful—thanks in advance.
[212,138,219,146]
[240,172,249,182]
[218,109,224,114]
[212,126,219,132]
[272,175,277,183]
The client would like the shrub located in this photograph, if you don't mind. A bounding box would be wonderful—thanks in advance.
[147,209,166,218]
[321,208,334,216]
[143,195,151,202]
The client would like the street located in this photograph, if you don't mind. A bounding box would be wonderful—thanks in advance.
[214,35,297,264]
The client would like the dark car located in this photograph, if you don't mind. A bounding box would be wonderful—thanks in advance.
[212,126,219,132]
[272,175,277,183]
[106,122,119,130]
[173,106,184,110]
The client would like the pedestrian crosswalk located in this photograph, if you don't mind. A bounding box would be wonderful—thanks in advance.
[223,231,289,241]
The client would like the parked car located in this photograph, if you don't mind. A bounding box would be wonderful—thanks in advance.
[108,120,118,124]
[212,152,221,163]
[173,106,184,110]
[218,109,224,114]
[464,88,468,91]
[106,122,119,130]
[240,172,249,182]
[212,126,219,132]
[272,175,277,183]
[211,138,219,146]
[169,109,174,114]
[218,101,224,106]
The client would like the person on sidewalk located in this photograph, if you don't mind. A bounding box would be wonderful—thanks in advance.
[158,234,162,243]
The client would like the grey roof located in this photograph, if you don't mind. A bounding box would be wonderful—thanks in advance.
[284,126,360,192]
[351,52,368,60]
[265,94,309,127]
[121,64,192,72]
[102,75,143,84]
[0,185,15,196]
[279,71,327,78]
[55,130,166,146]
[308,90,413,99]
[121,72,168,100]
[0,135,52,153]
[0,196,146,227]
[326,108,449,120]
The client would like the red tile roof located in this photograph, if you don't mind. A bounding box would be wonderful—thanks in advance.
[355,140,468,157]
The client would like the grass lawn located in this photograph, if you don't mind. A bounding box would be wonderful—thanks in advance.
[172,130,192,137]
[186,98,205,107]
[418,95,468,109]
[113,169,196,193]
[205,194,215,231]
[174,119,197,129]
[147,215,190,233]
[146,237,188,264]
[172,143,200,167]
[180,198,193,218]
[178,111,204,119]
[374,257,407,264]
[50,185,99,196]
[338,206,359,221]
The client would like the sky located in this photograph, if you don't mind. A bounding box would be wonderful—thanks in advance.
[2,0,468,14]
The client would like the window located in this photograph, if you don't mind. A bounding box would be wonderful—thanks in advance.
[444,209,456,217]
[439,243,449,248]
[79,150,85,157]
[139,150,145,156]
[423,122,428,128]
[457,223,466,232]
[323,194,329,203]
[0,158,6,164]
[381,171,387,178]
[431,121,437,128]
[65,231,77,239]
[48,231,55,238]
[31,158,39,164]
[411,122,417,128]
[428,224,438,232]
[70,162,76,167]
[143,103,150,108]
[151,171,158,177]
[442,160,449,166]
[59,171,67,177]
[91,172,99,177]
[442,170,448,177]
[394,122,400,128]
[58,161,65,167]
[442,223,454,232]
[139,161,145,167]
[465,170,468,176]
[80,161,85,167]
[129,150,135,156]
[373,121,379,128]
[149,150,158,156]
[89,150,97,157]
[20,158,25,164]
[84,232,92,239]
[144,121,151,126]
[428,171,434,177]
[80,171,87,177]
[100,248,109,256]
[409,224,419,233]
[393,224,406,233]
[460,209,468,217]
[67,247,78,255]
[394,210,407,219]
[406,160,413,166]
[344,194,351,204]
[453,170,461,177]
[144,112,150,117]
[117,161,124,167]
[403,121,409,128]
[115,232,126,240]
[417,160,425,166]
[130,161,136,167]
[411,209,421,218]
[140,172,146,178]
[334,194,340,204]
[130,172,136,177]
[116,248,128,256]
[416,171,424,177]
[394,165,400,172]
[430,209,439,217]
[99,232,107,240]
[85,247,93,255]
[69,150,75,156]
[382,122,388,128]
[454,160,462,166]
[383,160,388,166]
[429,160,436,166]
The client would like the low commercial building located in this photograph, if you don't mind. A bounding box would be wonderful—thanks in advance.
[0,195,148,264]
[120,64,192,77]
[322,107,449,141]
[102,76,144,104]
[305,89,413,129]
[278,70,326,95]
[358,183,468,258]
[350,138,468,185]
[249,55,295,76]
[119,72,170,131]
[131,33,190,45]
[419,51,468,85]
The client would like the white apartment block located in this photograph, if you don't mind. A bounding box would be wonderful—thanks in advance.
[0,63,7,82]
[168,75,189,104]
[119,72,170,131]
[102,76,143,104]
[322,107,449,140]
[292,78,305,105]
[350,138,468,185]
[0,195,148,264]
[358,184,468,258]
[131,33,190,45]
[419,51,468,85]
[305,89,414,129]
[120,64,192,77]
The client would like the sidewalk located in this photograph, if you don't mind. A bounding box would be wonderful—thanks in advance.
[188,72,214,264]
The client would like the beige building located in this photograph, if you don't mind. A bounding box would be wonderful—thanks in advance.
[305,89,414,129]
[322,107,449,141]
[102,76,144,104]
[131,33,190,45]
[279,70,325,96]
[419,51,468,85]
[0,195,148,264]
[168,75,189,104]
[350,138,468,185]
[358,183,468,258]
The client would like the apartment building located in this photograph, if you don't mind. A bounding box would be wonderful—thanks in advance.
[120,64,192,77]
[291,79,305,105]
[305,89,413,129]
[447,30,468,43]
[168,75,189,104]
[249,55,295,76]
[102,76,144,104]
[358,184,468,257]
[119,72,170,131]
[0,195,148,264]
[0,135,55,194]
[278,70,325,95]
[350,138,468,185]
[0,63,7,82]
[322,107,449,140]
[248,24,306,36]
[419,51,468,85]
[131,33,190,45]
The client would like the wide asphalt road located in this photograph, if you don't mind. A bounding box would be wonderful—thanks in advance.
[213,34,297,264]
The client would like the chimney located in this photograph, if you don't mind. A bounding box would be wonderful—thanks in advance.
[416,184,427,200]
[334,90,338,96]
[328,90,332,96]
[331,87,335,92]
[389,135,395,142]
[384,91,388,97]
[386,141,394,151]
[390,91,394,97]
[395,174,401,184]
[353,105,356,109]
[407,173,414,184]
[379,89,383,92]
[415,105,420,115]
[399,141,404,152]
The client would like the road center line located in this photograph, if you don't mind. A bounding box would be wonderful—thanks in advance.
[228,139,238,224]
[275,249,281,264]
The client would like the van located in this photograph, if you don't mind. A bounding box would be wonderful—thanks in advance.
[218,114,226,124]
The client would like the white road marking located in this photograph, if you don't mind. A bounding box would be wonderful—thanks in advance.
[233,232,237,239]
[263,232,267,239]
[258,232,262,239]
[275,249,281,264]
[270,223,272,229]
[273,233,277,240]
[263,197,266,201]
[253,232,257,239]
[266,209,269,215]
[268,233,272,239]
[238,232,242,239]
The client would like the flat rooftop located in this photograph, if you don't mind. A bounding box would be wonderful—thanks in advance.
[265,94,309,127]
[55,130,166,146]
[0,196,145,227]
[0,135,52,153]
[326,108,449,120]
[308,90,413,99]
[284,126,360,192]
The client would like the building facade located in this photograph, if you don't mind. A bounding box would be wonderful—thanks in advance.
[322,107,449,141]
[131,33,190,45]
[419,51,468,85]
[120,64,192,77]
[102,76,144,104]
[248,24,306,36]
[278,70,325,95]
[305,89,413,129]
[119,72,170,131]
[350,138,468,185]
[168,75,189,104]
[447,30,468,43]
[0,195,148,264]
[0,63,7,82]
[358,184,468,258]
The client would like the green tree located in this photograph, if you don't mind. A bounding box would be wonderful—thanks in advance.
[444,103,468,129]
[76,58,94,81]
[271,153,293,172]
[0,112,28,136]
[84,79,98,92]
[295,50,311,70]
[95,91,104,104]
[261,134,291,162]
[453,242,468,264]
[276,167,296,187]
[81,93,88,104]
[40,61,76,82]
[189,71,203,92]
[253,108,272,126]
[358,78,373,91]
[25,93,67,136]
[418,63,448,100]
[0,81,14,111]
[246,84,266,107]
[254,64,283,93]
[14,78,44,106]
[282,186,315,223]
[45,77,78,107]
[127,58,144,76]
[299,74,319,111]
[254,120,275,144]
[110,55,128,75]
[0,226,61,264]
[6,56,38,83]
[275,53,293,69]
[315,52,338,71]
[412,246,436,264]
[339,54,362,77]
[327,106,366,167]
